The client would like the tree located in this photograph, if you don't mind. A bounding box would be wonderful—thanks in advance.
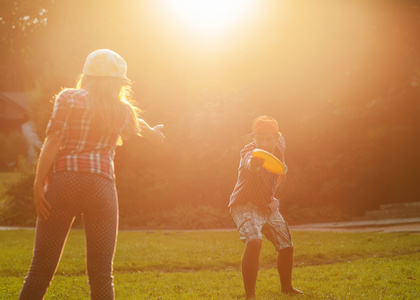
[1,0,420,227]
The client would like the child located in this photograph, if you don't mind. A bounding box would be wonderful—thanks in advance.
[19,49,165,300]
[229,115,302,299]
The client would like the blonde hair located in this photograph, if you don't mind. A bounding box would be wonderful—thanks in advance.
[76,75,141,144]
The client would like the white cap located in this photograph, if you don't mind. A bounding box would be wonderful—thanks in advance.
[83,49,127,79]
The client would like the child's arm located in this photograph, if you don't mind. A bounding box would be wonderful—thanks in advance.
[138,119,165,146]
[247,156,264,173]
[279,173,286,185]
[33,133,62,221]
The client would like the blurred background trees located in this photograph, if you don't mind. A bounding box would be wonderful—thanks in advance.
[0,0,419,227]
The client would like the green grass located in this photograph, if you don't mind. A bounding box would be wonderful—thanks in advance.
[1,229,420,299]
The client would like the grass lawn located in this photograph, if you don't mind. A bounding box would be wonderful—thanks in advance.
[1,229,419,299]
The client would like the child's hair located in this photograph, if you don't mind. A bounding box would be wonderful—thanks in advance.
[76,74,141,143]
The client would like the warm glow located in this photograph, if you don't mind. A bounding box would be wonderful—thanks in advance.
[164,0,257,35]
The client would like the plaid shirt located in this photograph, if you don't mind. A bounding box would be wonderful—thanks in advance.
[228,137,287,210]
[47,89,130,181]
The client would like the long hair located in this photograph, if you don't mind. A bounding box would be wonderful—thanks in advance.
[76,75,141,144]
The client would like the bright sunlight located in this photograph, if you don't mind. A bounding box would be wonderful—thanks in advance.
[164,0,257,35]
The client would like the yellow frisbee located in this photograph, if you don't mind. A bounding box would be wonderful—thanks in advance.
[252,148,286,174]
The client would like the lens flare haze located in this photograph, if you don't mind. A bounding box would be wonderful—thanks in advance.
[164,0,257,35]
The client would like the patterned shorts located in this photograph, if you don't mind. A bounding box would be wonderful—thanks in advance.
[230,202,293,251]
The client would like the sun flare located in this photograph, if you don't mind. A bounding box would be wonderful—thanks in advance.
[164,0,257,35]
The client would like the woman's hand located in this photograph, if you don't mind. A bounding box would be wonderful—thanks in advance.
[34,183,51,221]
[150,124,165,145]
[138,119,165,145]
[32,133,62,221]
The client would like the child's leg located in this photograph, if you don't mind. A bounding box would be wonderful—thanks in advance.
[231,204,266,299]
[19,218,74,300]
[277,247,302,293]
[19,174,76,300]
[263,211,302,294]
[82,175,118,300]
[242,238,262,299]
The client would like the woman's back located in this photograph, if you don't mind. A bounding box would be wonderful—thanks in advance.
[48,88,130,181]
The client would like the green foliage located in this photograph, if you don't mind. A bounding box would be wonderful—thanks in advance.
[0,0,52,91]
[146,205,234,229]
[2,0,420,226]
[0,172,36,226]
[284,205,351,225]
[0,168,235,229]
[0,172,20,187]
[0,132,28,171]
[25,82,56,137]
[1,230,420,299]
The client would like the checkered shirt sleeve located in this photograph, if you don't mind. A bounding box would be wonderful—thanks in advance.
[228,137,287,209]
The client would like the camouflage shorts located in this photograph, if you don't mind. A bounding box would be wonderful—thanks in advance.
[230,202,293,251]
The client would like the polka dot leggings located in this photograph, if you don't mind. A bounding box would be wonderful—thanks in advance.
[19,172,118,300]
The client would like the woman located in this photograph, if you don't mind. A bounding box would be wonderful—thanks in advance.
[19,49,165,300]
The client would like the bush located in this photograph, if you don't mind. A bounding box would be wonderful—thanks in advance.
[0,132,28,171]
[0,169,236,229]
[0,172,36,226]
[283,204,351,225]
[146,205,235,230]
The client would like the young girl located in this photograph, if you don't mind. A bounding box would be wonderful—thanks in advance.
[19,49,164,300]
